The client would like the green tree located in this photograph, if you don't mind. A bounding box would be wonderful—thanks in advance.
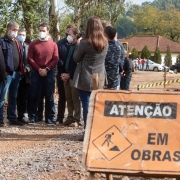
[154,46,162,64]
[115,16,136,38]
[134,6,161,35]
[176,53,180,63]
[164,46,172,66]
[141,45,151,59]
[64,0,125,28]
[131,48,139,59]
[18,0,50,39]
[59,14,74,39]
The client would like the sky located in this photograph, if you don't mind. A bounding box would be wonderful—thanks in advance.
[132,0,153,4]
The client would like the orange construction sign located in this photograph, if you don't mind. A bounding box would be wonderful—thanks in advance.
[83,90,180,176]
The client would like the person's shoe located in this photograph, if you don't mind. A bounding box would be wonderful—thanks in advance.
[36,117,43,122]
[69,122,79,127]
[55,118,63,124]
[18,118,28,124]
[63,119,75,126]
[78,121,83,126]
[28,119,36,125]
[0,122,5,127]
[78,135,84,141]
[9,120,24,126]
[45,119,56,126]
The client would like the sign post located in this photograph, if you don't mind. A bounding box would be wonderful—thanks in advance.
[83,90,180,179]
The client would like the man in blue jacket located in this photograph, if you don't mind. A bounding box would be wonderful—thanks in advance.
[56,25,73,124]
[0,21,25,126]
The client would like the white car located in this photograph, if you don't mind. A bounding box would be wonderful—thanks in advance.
[133,59,163,71]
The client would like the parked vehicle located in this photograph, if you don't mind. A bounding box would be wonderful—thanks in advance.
[133,59,163,71]
[170,64,180,73]
[162,66,170,72]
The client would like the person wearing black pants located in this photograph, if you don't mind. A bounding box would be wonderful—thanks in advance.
[0,45,6,96]
[56,25,73,124]
[16,30,31,123]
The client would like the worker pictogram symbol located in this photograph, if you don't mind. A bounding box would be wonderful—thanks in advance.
[92,125,132,161]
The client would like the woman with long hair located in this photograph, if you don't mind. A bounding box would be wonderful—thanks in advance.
[73,17,108,136]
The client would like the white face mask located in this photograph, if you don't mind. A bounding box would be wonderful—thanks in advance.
[67,35,73,43]
[39,31,46,39]
[10,31,18,38]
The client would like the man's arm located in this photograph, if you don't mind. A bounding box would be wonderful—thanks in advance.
[46,43,58,70]
[28,42,40,71]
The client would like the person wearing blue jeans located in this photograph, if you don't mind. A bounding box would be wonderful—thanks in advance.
[0,21,25,126]
[36,76,56,122]
[78,90,91,127]
[28,22,58,125]
[72,17,108,141]
[29,71,55,124]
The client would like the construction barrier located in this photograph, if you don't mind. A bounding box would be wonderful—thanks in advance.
[137,78,180,90]
[84,90,180,179]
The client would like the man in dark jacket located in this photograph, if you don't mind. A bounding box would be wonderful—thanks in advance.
[104,26,121,89]
[0,46,5,84]
[61,26,81,126]
[0,21,25,127]
[16,29,31,123]
[121,56,132,90]
[0,46,6,99]
[56,25,73,124]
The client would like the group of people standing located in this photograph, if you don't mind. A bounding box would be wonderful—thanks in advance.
[0,17,132,140]
[135,58,149,71]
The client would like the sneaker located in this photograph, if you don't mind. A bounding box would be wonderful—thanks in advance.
[36,117,43,122]
[78,121,83,126]
[0,122,5,127]
[57,118,63,124]
[28,119,36,125]
[45,119,56,126]
[9,120,24,126]
[63,119,75,126]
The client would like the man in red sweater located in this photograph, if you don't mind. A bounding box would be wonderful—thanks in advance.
[28,22,58,125]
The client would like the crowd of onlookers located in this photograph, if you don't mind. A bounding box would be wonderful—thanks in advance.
[0,17,132,141]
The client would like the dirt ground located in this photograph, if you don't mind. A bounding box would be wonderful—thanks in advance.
[0,70,180,180]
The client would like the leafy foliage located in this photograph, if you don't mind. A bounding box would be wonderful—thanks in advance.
[115,16,136,38]
[141,45,151,59]
[154,46,162,64]
[0,0,50,39]
[64,0,125,28]
[164,46,172,66]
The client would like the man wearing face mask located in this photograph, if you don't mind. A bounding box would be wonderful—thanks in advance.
[16,29,31,124]
[0,21,25,126]
[56,24,74,124]
[61,26,82,126]
[28,22,58,125]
